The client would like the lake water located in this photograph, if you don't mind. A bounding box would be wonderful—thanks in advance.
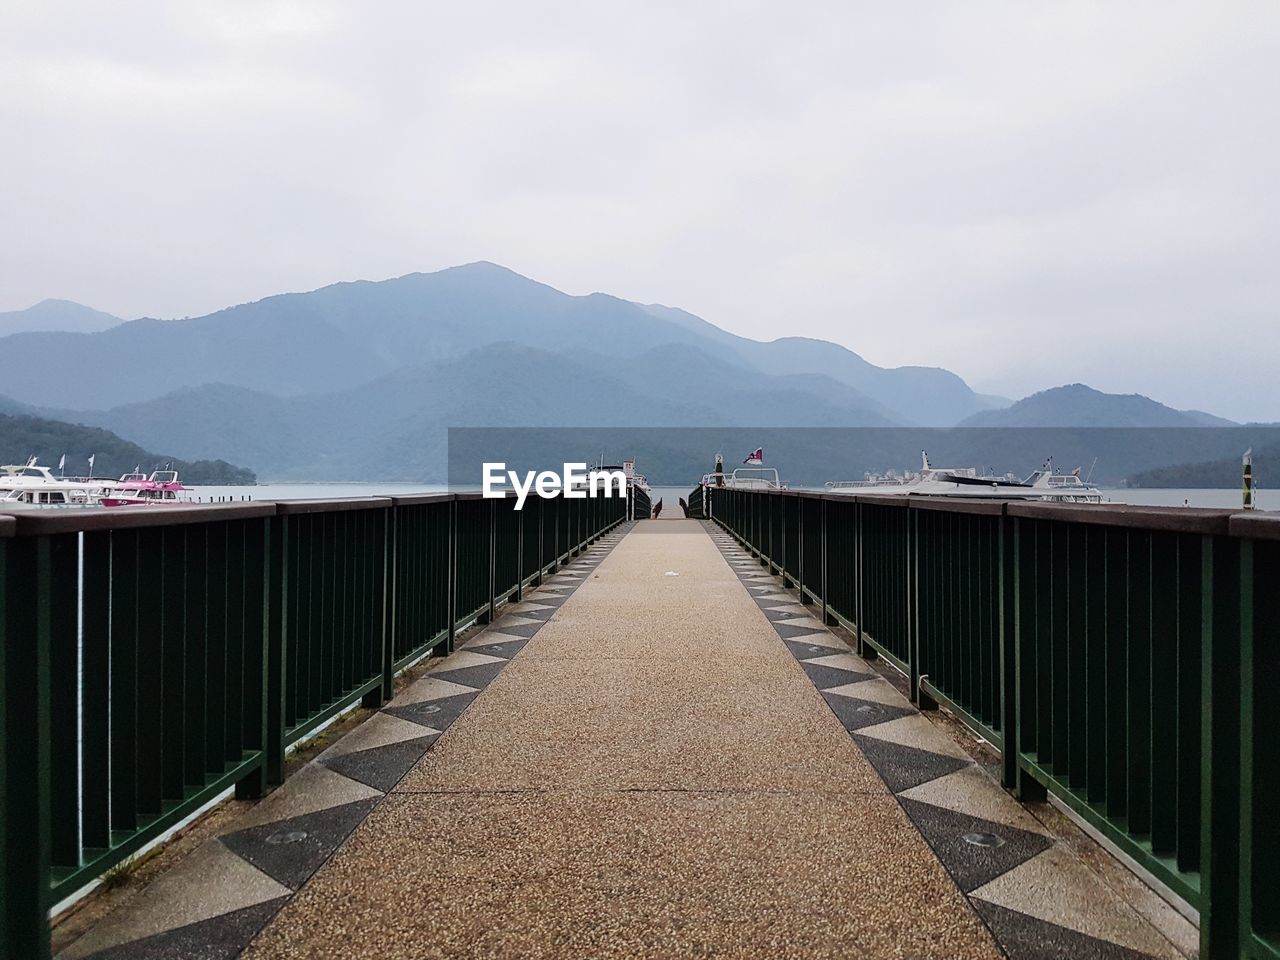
[1107,488,1263,509]
[188,482,448,503]
[188,483,1267,512]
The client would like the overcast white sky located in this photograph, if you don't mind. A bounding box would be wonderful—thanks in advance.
[2,2,1277,419]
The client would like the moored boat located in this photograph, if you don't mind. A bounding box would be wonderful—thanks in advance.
[688,452,789,519]
[574,459,652,519]
[619,459,652,519]
[825,452,1109,503]
[101,469,193,507]
[0,460,108,506]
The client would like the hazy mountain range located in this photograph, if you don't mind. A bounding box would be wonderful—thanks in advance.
[0,298,121,338]
[0,262,1257,481]
[0,262,1003,418]
[956,383,1236,428]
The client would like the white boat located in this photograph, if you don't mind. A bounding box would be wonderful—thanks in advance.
[101,469,193,507]
[614,459,653,519]
[720,467,787,491]
[825,452,1109,503]
[0,460,110,506]
[686,454,790,518]
[698,453,790,492]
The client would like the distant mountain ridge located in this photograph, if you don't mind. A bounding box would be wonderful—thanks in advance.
[43,342,904,479]
[957,383,1236,428]
[0,262,998,425]
[1,263,1245,482]
[0,299,121,337]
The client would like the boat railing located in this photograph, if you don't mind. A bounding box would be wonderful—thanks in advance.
[825,477,910,489]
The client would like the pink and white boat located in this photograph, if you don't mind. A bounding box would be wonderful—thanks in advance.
[101,469,193,507]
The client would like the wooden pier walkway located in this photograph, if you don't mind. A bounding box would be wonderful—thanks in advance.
[59,518,1187,960]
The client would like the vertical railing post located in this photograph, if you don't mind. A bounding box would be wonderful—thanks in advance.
[265,514,287,786]
[235,518,269,800]
[0,535,7,951]
[383,505,394,696]
[1012,516,1047,802]
[367,505,393,706]
[761,493,769,568]
[515,499,524,602]
[537,497,545,587]
[1,534,53,960]
[853,502,863,653]
[778,497,786,578]
[998,512,1018,790]
[1200,533,1241,960]
[1238,535,1254,957]
[910,507,933,708]
[797,498,806,601]
[482,498,497,625]
[446,497,458,652]
[47,533,79,864]
[821,498,829,624]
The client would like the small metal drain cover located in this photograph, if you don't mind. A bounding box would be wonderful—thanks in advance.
[961,831,1004,848]
[266,830,309,845]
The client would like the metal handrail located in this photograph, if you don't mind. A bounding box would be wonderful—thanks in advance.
[0,491,629,958]
[709,485,1276,960]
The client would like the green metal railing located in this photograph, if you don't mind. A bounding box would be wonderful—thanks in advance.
[631,485,651,521]
[711,487,1277,960]
[521,494,543,591]
[916,500,1005,750]
[454,497,492,627]
[0,490,626,959]
[275,499,389,765]
[0,502,277,954]
[541,495,561,571]
[388,495,452,673]
[1233,513,1280,960]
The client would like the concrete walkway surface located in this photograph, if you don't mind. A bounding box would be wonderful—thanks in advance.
[58,518,1190,960]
